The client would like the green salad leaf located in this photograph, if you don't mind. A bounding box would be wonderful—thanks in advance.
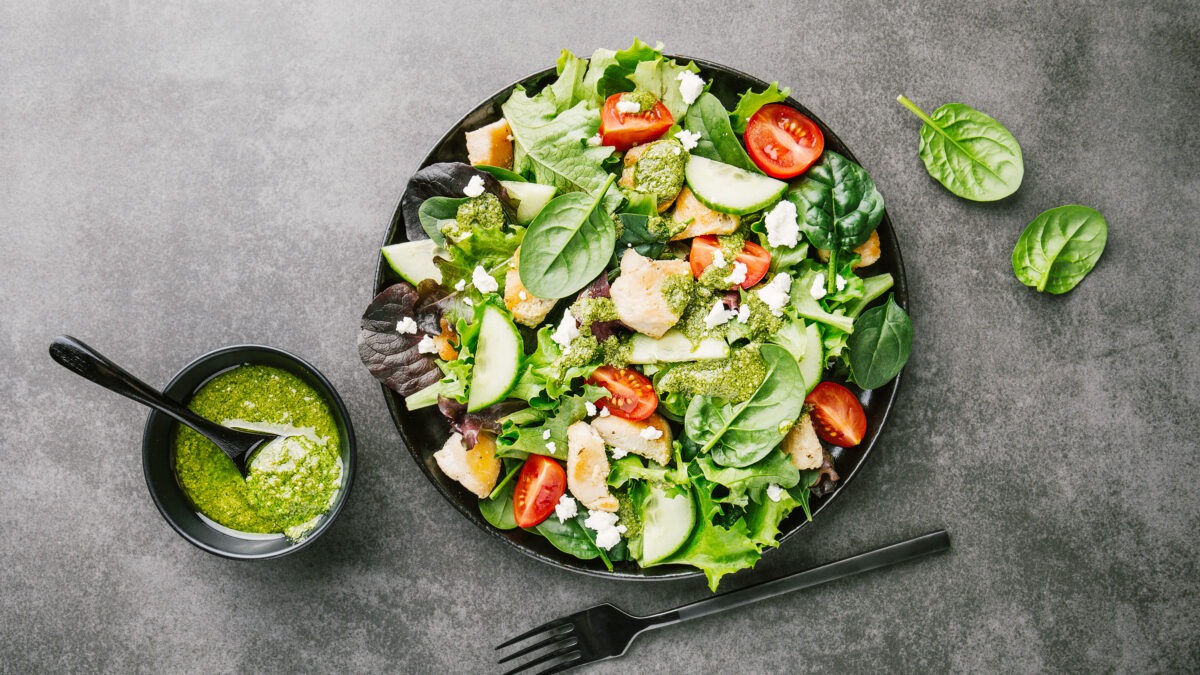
[590,39,665,100]
[518,175,617,299]
[530,512,605,561]
[729,81,790,133]
[417,196,467,245]
[478,460,520,529]
[848,294,912,389]
[697,449,800,502]
[627,54,701,121]
[896,95,1023,201]
[658,479,760,591]
[684,344,806,468]
[789,265,855,334]
[743,470,819,547]
[683,92,760,173]
[1011,205,1107,294]
[548,50,590,113]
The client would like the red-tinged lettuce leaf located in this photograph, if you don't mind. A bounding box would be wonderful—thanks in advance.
[400,162,515,242]
[438,396,527,449]
[575,273,627,342]
[357,282,442,396]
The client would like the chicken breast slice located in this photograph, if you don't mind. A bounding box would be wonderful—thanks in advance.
[610,249,691,338]
[465,119,513,169]
[590,413,672,466]
[670,186,740,241]
[781,411,823,470]
[433,431,501,499]
[504,248,557,327]
[818,229,881,268]
[566,421,618,512]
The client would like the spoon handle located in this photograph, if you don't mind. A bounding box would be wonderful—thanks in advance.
[48,335,252,455]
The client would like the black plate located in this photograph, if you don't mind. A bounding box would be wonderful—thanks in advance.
[372,56,907,581]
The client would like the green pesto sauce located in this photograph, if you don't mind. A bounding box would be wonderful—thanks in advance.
[601,336,633,368]
[696,231,749,290]
[558,335,601,369]
[173,365,342,540]
[633,139,688,203]
[660,272,695,317]
[675,286,722,344]
[742,293,784,340]
[620,90,659,113]
[443,193,505,242]
[570,297,618,326]
[657,347,768,401]
[614,488,643,540]
[647,215,686,241]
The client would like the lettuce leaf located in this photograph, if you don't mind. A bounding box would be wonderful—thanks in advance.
[627,55,701,121]
[659,478,760,591]
[696,449,800,502]
[495,385,605,461]
[729,81,791,133]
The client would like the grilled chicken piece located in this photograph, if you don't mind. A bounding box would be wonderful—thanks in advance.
[818,229,880,268]
[504,248,557,327]
[670,186,740,240]
[465,119,514,169]
[619,143,681,212]
[566,422,618,512]
[433,431,501,499]
[590,413,672,466]
[609,249,690,338]
[781,411,823,471]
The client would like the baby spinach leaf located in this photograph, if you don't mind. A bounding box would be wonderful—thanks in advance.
[530,513,604,562]
[848,294,912,389]
[478,461,520,530]
[729,81,790,133]
[417,196,468,244]
[614,213,666,262]
[518,175,617,299]
[684,344,806,468]
[683,92,760,173]
[896,95,1023,201]
[474,165,526,182]
[787,151,884,253]
[1011,205,1108,294]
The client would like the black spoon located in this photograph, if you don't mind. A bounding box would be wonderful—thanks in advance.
[49,335,278,477]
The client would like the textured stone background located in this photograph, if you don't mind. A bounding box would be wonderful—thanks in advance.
[3,1,1198,672]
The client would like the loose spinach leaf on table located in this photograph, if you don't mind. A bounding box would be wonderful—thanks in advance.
[684,344,806,468]
[683,92,760,173]
[1011,205,1107,294]
[518,175,617,299]
[896,95,1023,201]
[729,81,791,133]
[847,294,912,389]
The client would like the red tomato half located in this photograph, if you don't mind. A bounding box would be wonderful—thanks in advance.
[805,382,867,447]
[745,104,824,179]
[599,94,674,152]
[689,235,771,289]
[512,454,566,528]
[588,365,657,420]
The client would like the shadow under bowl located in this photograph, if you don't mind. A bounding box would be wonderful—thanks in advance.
[141,344,356,560]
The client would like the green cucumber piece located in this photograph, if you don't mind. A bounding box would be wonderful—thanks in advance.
[638,486,696,565]
[627,329,729,364]
[466,305,522,412]
[797,322,824,393]
[684,155,787,215]
[500,180,556,224]
[382,240,445,285]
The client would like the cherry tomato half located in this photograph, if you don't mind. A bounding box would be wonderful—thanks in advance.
[745,104,824,179]
[588,365,657,420]
[689,235,771,289]
[512,454,566,528]
[599,94,674,152]
[805,382,866,447]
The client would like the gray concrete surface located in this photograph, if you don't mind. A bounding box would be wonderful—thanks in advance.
[3,1,1198,672]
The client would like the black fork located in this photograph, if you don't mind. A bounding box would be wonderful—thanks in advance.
[496,530,950,674]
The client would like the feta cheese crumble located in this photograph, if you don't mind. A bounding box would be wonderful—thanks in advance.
[454,279,466,292]
[766,483,785,503]
[835,274,847,292]
[555,494,578,522]
[545,440,557,454]
[551,310,579,348]
[725,261,748,286]
[396,317,418,334]
[639,426,663,440]
[615,99,641,114]
[764,200,800,248]
[673,129,701,151]
[463,174,486,197]
[586,133,603,147]
[810,272,827,299]
[703,298,736,328]
[737,302,752,323]
[542,429,552,440]
[416,334,438,354]
[756,273,792,316]
[677,70,705,105]
[583,510,627,550]
[471,265,498,293]
[610,447,629,459]
[463,297,474,306]
[598,406,611,418]
[585,400,598,417]
[711,250,727,269]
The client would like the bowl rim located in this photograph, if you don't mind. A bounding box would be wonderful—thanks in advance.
[373,54,907,581]
[141,343,357,560]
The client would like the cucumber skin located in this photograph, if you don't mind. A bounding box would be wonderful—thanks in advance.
[684,156,787,216]
[466,305,523,412]
[382,240,444,285]
[797,323,824,394]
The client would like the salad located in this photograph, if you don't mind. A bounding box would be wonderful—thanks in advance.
[358,41,911,590]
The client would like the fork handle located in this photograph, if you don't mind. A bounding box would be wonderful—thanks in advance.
[647,530,950,627]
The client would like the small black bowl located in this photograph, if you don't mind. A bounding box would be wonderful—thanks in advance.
[141,345,356,559]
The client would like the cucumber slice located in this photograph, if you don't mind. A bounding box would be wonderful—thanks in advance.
[627,329,729,364]
[639,486,696,565]
[382,240,445,285]
[796,322,824,393]
[684,155,787,215]
[500,180,556,224]
[466,305,523,412]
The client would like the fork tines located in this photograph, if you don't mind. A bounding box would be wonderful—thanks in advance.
[496,619,582,674]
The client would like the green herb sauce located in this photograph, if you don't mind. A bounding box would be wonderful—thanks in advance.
[632,139,688,204]
[656,347,768,401]
[660,272,695,317]
[443,193,505,242]
[620,90,658,113]
[172,365,342,541]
